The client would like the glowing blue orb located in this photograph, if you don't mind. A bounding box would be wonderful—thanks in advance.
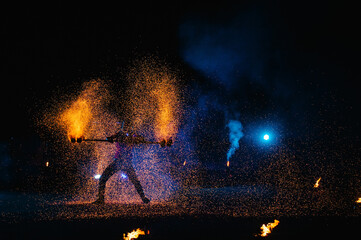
[94,174,101,180]
[263,134,270,141]
[121,173,127,179]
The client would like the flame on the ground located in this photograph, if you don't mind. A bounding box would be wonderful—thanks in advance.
[356,198,361,203]
[314,177,321,188]
[258,219,279,237]
[123,228,145,240]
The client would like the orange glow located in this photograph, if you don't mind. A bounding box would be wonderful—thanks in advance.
[127,59,181,142]
[227,160,230,167]
[45,161,49,167]
[60,98,91,141]
[259,219,279,237]
[153,78,178,140]
[314,177,321,188]
[183,160,187,166]
[123,228,145,240]
[356,198,361,203]
[154,88,172,139]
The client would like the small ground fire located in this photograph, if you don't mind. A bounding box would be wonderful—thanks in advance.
[123,228,145,240]
[314,177,321,188]
[258,219,280,237]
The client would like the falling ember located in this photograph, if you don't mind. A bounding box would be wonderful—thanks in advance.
[356,198,361,203]
[258,219,280,237]
[183,160,187,166]
[314,177,321,188]
[45,161,49,167]
[123,228,145,240]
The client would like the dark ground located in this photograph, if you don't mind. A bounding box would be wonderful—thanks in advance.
[1,187,361,239]
[2,215,361,240]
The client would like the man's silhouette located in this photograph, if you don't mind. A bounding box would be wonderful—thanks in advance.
[93,130,150,204]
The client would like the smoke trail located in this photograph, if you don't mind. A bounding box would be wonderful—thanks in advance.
[179,8,271,91]
[226,120,244,165]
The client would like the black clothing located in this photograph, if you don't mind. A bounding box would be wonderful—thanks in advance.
[95,143,149,204]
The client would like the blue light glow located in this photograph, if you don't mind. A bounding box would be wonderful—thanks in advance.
[121,173,127,179]
[244,120,281,148]
[263,134,270,141]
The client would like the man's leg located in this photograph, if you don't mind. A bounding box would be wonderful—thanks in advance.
[124,166,150,204]
[94,161,120,204]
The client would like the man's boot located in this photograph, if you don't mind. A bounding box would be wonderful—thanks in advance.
[142,196,150,204]
[92,189,105,204]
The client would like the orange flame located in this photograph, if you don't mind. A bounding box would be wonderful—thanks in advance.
[60,98,91,141]
[123,228,145,240]
[258,219,279,237]
[227,160,230,167]
[356,198,361,203]
[154,88,172,139]
[128,59,181,141]
[314,177,321,188]
[152,76,179,140]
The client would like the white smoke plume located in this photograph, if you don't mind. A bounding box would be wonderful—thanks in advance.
[226,120,244,164]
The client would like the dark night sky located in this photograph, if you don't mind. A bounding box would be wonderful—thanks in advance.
[1,1,360,143]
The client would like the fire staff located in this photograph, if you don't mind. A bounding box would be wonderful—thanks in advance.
[71,127,172,204]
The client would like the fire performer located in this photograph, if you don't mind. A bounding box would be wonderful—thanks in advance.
[93,129,150,204]
[70,121,172,204]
